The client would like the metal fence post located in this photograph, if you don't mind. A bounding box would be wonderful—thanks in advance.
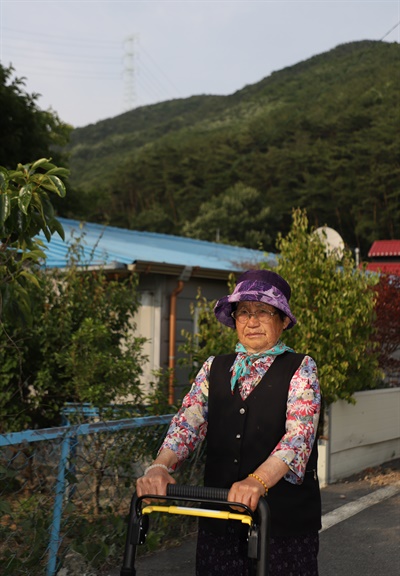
[46,434,70,576]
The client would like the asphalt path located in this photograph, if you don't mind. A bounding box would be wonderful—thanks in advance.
[110,460,400,576]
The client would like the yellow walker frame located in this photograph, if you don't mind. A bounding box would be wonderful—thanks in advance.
[120,484,270,576]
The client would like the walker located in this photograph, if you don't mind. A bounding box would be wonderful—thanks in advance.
[120,484,270,576]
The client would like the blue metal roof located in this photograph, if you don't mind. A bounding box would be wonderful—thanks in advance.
[40,218,275,275]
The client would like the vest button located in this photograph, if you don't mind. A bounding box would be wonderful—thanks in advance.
[233,459,238,464]
[239,408,245,414]
[236,434,241,439]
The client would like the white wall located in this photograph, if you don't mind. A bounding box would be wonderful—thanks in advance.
[119,289,162,404]
[318,389,400,485]
[136,289,162,393]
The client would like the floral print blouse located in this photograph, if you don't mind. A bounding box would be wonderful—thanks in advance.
[161,346,321,485]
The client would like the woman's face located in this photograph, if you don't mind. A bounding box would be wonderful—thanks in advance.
[235,301,290,354]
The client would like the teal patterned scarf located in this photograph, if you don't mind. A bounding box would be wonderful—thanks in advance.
[230,341,293,393]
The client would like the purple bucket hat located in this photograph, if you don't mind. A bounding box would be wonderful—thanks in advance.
[214,269,297,329]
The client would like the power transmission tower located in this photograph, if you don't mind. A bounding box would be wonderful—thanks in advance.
[123,35,138,111]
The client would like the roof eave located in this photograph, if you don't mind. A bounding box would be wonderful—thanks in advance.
[128,260,274,281]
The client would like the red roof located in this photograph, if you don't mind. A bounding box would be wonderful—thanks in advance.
[368,240,400,257]
[364,262,400,276]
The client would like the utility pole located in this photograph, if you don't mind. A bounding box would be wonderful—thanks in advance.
[123,35,138,112]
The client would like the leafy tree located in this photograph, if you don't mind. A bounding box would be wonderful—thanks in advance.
[0,158,68,324]
[182,182,272,249]
[0,64,72,169]
[372,273,400,383]
[180,209,381,411]
[0,64,92,220]
[0,237,149,432]
[273,208,381,405]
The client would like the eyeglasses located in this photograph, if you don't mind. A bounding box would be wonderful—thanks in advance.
[231,308,278,324]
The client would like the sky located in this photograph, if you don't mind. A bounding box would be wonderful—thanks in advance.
[0,0,399,128]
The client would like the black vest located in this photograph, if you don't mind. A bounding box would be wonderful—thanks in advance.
[203,352,322,537]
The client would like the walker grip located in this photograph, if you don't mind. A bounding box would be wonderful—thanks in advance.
[166,484,229,501]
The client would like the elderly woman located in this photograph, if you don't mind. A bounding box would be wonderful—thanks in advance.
[137,269,322,576]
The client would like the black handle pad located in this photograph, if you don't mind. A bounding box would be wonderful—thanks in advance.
[166,484,229,502]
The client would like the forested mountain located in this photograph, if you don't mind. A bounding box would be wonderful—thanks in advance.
[66,40,400,257]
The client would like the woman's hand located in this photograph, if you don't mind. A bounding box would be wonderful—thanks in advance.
[227,456,290,511]
[136,449,178,503]
[137,467,175,498]
[136,465,175,503]
[227,476,266,512]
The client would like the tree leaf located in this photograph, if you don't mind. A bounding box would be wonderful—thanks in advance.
[0,168,8,193]
[19,270,42,289]
[31,158,54,171]
[20,247,47,262]
[48,217,65,241]
[42,225,51,242]
[38,175,67,198]
[0,193,11,225]
[18,184,33,215]
[45,167,70,178]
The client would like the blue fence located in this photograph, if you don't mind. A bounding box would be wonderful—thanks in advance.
[0,413,179,576]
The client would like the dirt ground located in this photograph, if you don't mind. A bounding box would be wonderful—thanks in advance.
[341,458,400,487]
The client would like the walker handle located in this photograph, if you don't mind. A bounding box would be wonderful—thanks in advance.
[166,483,229,501]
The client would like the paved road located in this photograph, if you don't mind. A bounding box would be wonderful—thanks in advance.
[110,461,400,576]
[319,476,399,576]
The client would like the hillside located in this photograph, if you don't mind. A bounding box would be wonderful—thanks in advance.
[66,40,400,256]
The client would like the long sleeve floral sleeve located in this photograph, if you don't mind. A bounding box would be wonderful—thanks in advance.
[160,351,320,482]
[270,355,321,484]
[160,357,213,464]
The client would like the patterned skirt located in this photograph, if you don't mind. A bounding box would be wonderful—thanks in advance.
[195,526,319,576]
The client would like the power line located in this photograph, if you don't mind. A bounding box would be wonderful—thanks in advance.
[6,67,121,81]
[2,25,181,116]
[139,44,182,97]
[380,20,400,41]
[2,26,120,48]
[1,43,120,63]
[136,65,173,103]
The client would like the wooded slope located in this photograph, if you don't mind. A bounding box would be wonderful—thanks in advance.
[66,40,400,256]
